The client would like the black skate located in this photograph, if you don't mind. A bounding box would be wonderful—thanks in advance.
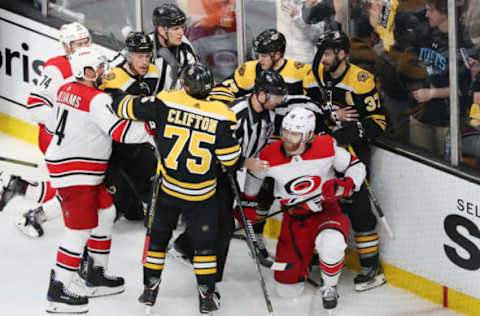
[46,269,88,314]
[354,262,386,292]
[0,175,29,211]
[255,233,275,268]
[78,256,125,297]
[139,277,160,315]
[198,285,220,315]
[322,286,339,312]
[15,206,46,238]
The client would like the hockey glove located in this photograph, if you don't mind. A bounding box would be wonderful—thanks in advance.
[322,177,355,202]
[333,121,365,146]
[233,192,258,225]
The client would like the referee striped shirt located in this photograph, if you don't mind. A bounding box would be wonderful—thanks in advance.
[228,95,276,158]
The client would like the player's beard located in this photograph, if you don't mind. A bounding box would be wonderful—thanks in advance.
[324,55,343,73]
[282,140,302,154]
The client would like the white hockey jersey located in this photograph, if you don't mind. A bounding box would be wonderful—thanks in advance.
[45,82,153,188]
[26,55,74,130]
[244,134,366,211]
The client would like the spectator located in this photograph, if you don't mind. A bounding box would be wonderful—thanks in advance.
[409,0,474,158]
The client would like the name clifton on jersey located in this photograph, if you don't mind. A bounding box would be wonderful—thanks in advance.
[58,90,82,108]
[167,109,218,134]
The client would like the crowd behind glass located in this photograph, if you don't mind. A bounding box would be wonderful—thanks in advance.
[24,0,480,169]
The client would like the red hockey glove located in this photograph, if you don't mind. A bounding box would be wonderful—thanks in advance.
[321,177,355,202]
[233,193,258,225]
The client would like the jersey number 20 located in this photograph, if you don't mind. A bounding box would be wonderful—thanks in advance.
[163,124,215,175]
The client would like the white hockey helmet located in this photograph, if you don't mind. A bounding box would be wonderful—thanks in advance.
[69,47,107,80]
[59,22,91,48]
[281,107,316,142]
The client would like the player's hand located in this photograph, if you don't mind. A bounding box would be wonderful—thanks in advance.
[412,88,435,103]
[332,107,359,123]
[281,3,299,17]
[322,177,354,202]
[244,157,269,172]
[304,0,319,8]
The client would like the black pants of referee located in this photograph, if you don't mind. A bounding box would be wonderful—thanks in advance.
[174,171,234,282]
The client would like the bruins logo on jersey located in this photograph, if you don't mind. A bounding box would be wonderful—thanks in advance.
[104,72,115,81]
[294,61,305,69]
[357,71,369,82]
[238,64,246,77]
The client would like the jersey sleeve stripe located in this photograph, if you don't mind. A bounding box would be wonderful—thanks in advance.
[215,144,240,155]
[365,114,387,131]
[216,150,241,163]
[28,93,53,107]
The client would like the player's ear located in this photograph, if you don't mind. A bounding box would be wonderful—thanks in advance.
[157,26,166,37]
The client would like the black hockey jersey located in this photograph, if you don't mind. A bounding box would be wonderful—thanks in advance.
[304,63,387,145]
[111,90,241,202]
[209,59,311,102]
[99,61,159,96]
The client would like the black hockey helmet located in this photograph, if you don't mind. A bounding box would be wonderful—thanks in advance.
[152,3,186,28]
[253,29,286,55]
[126,32,153,53]
[181,63,214,99]
[254,69,288,96]
[316,30,350,55]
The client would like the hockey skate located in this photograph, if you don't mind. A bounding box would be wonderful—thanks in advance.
[321,286,339,313]
[255,233,275,268]
[138,277,160,315]
[198,284,220,315]
[46,269,88,314]
[0,175,30,211]
[15,206,46,238]
[77,256,125,297]
[354,262,386,292]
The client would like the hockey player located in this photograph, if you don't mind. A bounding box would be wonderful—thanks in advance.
[99,31,158,220]
[304,30,388,291]
[150,3,198,91]
[110,63,242,315]
[171,69,289,280]
[209,28,314,252]
[243,107,366,311]
[0,22,91,238]
[209,28,311,103]
[44,47,153,314]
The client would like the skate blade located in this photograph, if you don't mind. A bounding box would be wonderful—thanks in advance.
[46,301,88,314]
[84,285,125,297]
[199,311,217,316]
[355,273,386,292]
[144,305,152,315]
[15,219,41,238]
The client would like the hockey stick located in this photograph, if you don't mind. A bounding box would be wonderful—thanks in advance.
[142,160,162,264]
[347,145,395,239]
[0,156,38,168]
[230,233,294,271]
[226,171,275,316]
[233,193,325,233]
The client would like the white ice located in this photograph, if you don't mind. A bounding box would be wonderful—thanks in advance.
[0,132,461,316]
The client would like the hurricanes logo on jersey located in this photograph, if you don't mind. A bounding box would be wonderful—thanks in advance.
[285,176,322,197]
[281,175,322,206]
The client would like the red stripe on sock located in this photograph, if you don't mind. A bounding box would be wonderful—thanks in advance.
[87,238,112,251]
[319,259,344,275]
[57,250,82,269]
